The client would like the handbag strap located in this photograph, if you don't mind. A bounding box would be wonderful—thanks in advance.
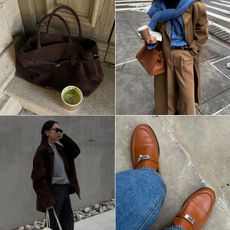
[46,208,63,230]
[36,13,73,49]
[46,4,82,37]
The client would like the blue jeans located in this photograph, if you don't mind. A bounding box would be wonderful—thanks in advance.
[116,168,185,230]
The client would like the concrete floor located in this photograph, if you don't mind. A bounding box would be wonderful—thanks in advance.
[74,210,114,230]
[116,116,230,230]
[4,63,115,115]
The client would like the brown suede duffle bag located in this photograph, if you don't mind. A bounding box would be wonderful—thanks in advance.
[16,5,104,96]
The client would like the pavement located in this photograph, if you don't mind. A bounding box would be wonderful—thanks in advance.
[116,116,230,230]
[3,63,115,115]
[0,36,115,115]
[115,0,230,115]
[74,210,115,230]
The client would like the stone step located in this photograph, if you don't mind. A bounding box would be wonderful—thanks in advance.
[4,63,114,115]
[74,210,114,230]
[116,116,230,230]
[19,108,36,115]
[0,94,22,115]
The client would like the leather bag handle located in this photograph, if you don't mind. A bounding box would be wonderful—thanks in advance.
[46,4,82,37]
[37,13,73,49]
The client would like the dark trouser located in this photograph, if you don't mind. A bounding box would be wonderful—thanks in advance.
[49,184,74,230]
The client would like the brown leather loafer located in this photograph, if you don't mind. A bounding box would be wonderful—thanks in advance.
[172,187,215,230]
[131,124,160,172]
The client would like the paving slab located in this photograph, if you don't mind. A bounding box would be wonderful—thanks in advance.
[205,37,230,61]
[0,94,22,115]
[201,88,230,115]
[4,63,115,115]
[200,61,230,105]
[216,104,230,115]
[116,116,230,230]
[162,116,230,211]
[116,61,154,115]
[74,210,114,230]
[116,11,148,64]
[211,56,230,79]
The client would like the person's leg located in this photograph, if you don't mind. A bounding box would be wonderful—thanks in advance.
[174,50,196,115]
[116,124,166,230]
[154,74,168,115]
[59,187,74,230]
[116,168,166,230]
[165,187,215,230]
[166,56,179,115]
[49,184,74,230]
[49,184,66,230]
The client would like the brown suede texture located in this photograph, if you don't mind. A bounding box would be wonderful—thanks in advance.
[16,5,104,96]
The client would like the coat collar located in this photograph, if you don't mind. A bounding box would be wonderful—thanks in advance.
[41,141,55,154]
[182,7,192,25]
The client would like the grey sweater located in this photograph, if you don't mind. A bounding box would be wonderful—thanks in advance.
[50,143,69,185]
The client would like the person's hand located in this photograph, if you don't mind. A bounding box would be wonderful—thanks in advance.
[146,35,157,44]
[59,132,63,140]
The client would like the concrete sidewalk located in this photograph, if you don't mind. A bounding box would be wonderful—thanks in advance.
[116,116,230,230]
[116,10,230,115]
[74,210,115,230]
[4,63,115,115]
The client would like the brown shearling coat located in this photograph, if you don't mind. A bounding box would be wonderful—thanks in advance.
[154,1,208,114]
[31,134,80,212]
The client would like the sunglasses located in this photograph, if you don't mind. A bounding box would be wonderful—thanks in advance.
[50,128,63,133]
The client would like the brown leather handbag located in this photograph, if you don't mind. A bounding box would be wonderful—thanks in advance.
[136,44,165,76]
[16,5,104,96]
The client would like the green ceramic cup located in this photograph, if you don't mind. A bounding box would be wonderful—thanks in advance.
[61,86,83,111]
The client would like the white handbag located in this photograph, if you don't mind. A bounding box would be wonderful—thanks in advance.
[43,208,62,230]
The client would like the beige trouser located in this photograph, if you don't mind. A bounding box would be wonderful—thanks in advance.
[154,50,196,115]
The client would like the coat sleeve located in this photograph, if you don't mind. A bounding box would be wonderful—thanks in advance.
[189,2,208,55]
[59,134,81,159]
[31,148,55,209]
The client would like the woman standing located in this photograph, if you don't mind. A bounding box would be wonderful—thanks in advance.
[147,0,208,115]
[31,120,81,230]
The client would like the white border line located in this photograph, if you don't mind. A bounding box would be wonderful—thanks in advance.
[220,0,230,4]
[208,36,230,50]
[210,2,230,8]
[212,104,230,115]
[116,59,137,67]
[211,55,230,64]
[210,63,230,80]
[206,5,230,15]
[207,11,230,22]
